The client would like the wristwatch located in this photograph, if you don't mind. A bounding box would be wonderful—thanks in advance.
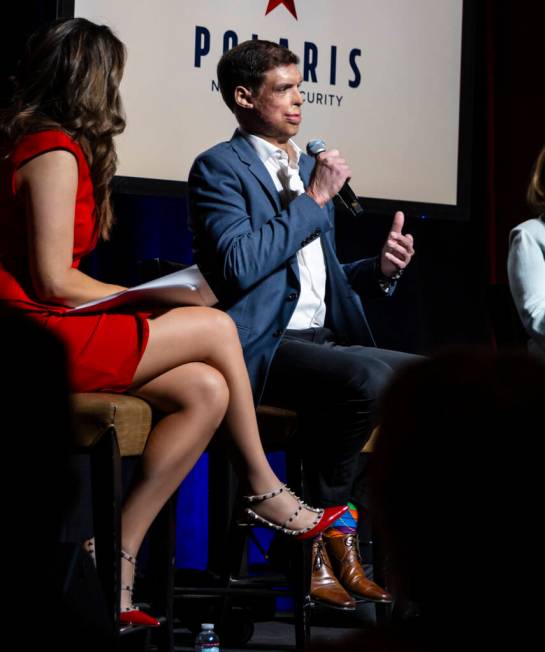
[377,266,404,294]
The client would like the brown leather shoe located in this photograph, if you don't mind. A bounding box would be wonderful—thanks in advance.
[325,534,392,603]
[310,537,356,610]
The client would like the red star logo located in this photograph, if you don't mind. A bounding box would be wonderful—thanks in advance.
[265,0,298,20]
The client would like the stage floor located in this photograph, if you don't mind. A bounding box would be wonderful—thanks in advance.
[169,601,378,651]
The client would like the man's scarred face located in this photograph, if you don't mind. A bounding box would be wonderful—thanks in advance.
[238,64,304,149]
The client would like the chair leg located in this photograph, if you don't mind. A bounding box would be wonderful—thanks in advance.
[217,525,248,639]
[208,452,238,577]
[292,539,312,651]
[216,454,248,636]
[286,446,312,649]
[89,428,122,638]
[148,490,178,652]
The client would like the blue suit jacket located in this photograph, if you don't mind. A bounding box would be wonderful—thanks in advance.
[188,131,387,401]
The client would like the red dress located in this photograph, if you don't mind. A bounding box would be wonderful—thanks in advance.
[0,130,149,392]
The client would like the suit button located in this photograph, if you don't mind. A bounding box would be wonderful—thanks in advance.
[287,292,298,301]
[272,329,282,338]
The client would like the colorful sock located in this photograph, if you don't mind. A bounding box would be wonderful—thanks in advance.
[324,502,358,538]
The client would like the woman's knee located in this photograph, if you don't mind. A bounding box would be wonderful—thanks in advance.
[167,306,239,343]
[202,307,239,341]
[184,364,230,417]
[134,362,230,417]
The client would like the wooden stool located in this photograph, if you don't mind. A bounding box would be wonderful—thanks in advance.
[362,425,380,454]
[71,392,176,652]
[200,405,312,649]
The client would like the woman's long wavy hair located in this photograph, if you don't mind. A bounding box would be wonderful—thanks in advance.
[0,18,126,239]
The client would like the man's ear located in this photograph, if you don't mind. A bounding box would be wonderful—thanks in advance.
[234,85,254,110]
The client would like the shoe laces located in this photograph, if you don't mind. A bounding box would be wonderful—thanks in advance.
[344,534,363,561]
[313,539,332,571]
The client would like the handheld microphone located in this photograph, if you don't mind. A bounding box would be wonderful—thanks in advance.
[306,139,364,217]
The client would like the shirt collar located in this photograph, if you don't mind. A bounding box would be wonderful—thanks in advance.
[238,128,302,167]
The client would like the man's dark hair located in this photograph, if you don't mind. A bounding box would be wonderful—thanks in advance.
[217,40,299,112]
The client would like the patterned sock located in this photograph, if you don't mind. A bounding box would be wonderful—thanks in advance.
[324,502,358,538]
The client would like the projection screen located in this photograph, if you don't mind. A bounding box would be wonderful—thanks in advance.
[67,0,473,219]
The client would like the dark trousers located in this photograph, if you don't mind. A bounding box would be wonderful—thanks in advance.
[262,327,420,508]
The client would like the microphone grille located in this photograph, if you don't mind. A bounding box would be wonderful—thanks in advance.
[306,139,326,156]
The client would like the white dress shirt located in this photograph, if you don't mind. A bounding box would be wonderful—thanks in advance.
[242,130,327,329]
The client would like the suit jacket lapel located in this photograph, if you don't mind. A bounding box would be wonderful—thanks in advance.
[229,134,319,288]
[229,132,281,212]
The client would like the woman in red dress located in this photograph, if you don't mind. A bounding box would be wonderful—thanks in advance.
[0,18,344,625]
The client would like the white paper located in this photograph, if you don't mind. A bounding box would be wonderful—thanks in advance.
[68,264,218,314]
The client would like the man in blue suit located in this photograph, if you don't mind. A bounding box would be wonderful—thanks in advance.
[188,40,417,610]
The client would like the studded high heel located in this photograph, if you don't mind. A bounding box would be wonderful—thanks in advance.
[239,484,348,540]
[119,550,161,628]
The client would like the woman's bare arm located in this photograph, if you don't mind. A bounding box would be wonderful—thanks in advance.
[17,149,126,307]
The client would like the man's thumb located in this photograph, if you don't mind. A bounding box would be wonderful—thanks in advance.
[391,211,404,234]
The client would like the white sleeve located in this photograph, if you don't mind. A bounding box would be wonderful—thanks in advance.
[507,223,545,351]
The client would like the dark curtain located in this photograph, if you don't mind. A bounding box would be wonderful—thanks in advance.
[485,0,545,284]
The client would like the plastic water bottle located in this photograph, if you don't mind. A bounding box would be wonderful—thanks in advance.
[194,623,220,651]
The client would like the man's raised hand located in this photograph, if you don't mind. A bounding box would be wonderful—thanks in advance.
[380,211,415,278]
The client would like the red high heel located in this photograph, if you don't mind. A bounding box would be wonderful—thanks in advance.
[119,609,161,628]
[295,505,348,540]
[239,484,348,540]
[120,550,160,628]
